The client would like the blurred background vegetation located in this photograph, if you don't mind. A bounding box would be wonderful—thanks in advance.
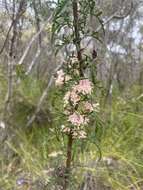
[0,0,143,189]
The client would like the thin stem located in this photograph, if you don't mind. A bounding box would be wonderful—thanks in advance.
[72,0,83,76]
[66,134,73,172]
[64,133,73,189]
[64,1,83,189]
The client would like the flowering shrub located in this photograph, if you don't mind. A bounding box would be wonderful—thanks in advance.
[55,57,99,139]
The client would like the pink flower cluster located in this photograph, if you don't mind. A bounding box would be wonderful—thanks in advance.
[72,130,87,139]
[68,112,89,126]
[61,125,87,139]
[64,79,93,107]
[55,59,99,139]
[64,89,80,106]
[62,79,94,137]
[84,101,94,113]
[74,79,93,95]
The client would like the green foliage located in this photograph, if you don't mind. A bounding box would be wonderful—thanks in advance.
[52,0,103,54]
[0,1,143,189]
[1,82,143,189]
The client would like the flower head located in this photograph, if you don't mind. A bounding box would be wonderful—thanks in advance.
[68,112,84,126]
[64,91,71,105]
[64,89,80,106]
[93,103,100,112]
[78,130,87,139]
[65,75,71,82]
[70,57,78,65]
[84,102,94,113]
[61,125,71,133]
[74,79,93,95]
[72,130,87,139]
[68,112,89,126]
[70,90,80,105]
[84,117,90,125]
[55,69,65,86]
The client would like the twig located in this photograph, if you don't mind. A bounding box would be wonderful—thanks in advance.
[0,0,27,55]
[25,47,41,75]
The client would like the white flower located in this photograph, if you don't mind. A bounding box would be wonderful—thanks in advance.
[49,151,63,158]
[65,75,71,82]
[93,103,100,112]
[61,125,71,133]
[70,57,78,65]
[55,69,65,86]
[78,130,87,139]
[0,121,5,129]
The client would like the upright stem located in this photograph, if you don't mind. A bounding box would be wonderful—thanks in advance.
[33,0,42,78]
[4,0,17,113]
[72,0,83,76]
[4,0,26,114]
[66,134,73,172]
[64,133,73,189]
[64,1,83,189]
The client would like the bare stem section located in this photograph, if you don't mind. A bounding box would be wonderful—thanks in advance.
[64,133,73,189]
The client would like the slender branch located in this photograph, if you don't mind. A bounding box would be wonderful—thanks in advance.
[64,133,73,189]
[4,0,26,113]
[26,62,63,127]
[0,0,26,55]
[33,0,42,78]
[18,26,43,65]
[18,14,52,66]
[25,48,41,75]
[63,1,83,189]
[0,22,13,55]
[25,0,42,75]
